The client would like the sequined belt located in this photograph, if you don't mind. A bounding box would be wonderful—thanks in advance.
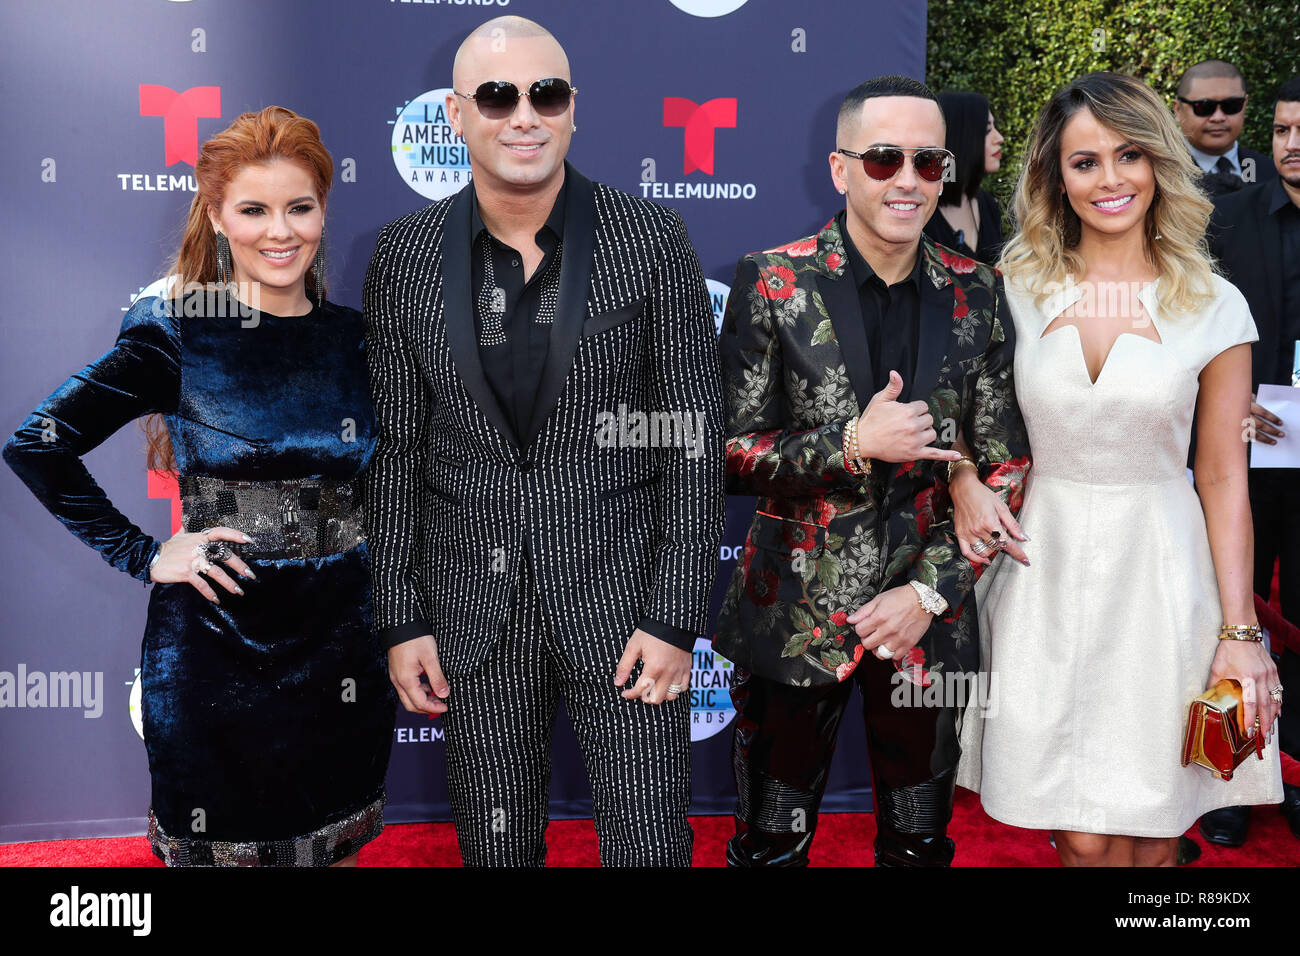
[178,475,366,560]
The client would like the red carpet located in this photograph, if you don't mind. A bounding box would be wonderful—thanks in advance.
[4,754,1297,866]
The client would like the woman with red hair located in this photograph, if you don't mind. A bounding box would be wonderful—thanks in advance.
[4,106,395,866]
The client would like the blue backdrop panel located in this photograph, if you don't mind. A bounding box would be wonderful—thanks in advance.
[0,0,926,841]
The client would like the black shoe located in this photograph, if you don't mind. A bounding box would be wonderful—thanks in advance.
[874,833,956,867]
[1281,783,1300,840]
[1176,835,1201,865]
[1198,805,1250,847]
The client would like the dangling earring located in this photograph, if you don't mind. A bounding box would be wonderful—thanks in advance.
[313,228,326,308]
[215,231,231,286]
[571,123,578,132]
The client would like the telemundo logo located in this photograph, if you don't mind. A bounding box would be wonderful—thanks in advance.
[391,89,472,200]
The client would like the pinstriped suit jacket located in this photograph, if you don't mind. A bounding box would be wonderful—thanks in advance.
[362,163,725,677]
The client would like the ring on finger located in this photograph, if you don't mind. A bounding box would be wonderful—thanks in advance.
[202,541,233,562]
[971,539,988,555]
[874,644,894,660]
[667,683,684,695]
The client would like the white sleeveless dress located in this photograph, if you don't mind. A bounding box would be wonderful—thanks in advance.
[956,274,1284,837]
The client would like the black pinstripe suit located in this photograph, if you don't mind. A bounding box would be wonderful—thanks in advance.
[362,163,725,865]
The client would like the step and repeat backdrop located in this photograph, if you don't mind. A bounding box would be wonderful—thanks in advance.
[0,0,925,841]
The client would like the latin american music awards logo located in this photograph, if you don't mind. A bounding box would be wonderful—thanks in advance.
[706,278,730,336]
[127,668,144,740]
[391,89,472,200]
[690,638,735,742]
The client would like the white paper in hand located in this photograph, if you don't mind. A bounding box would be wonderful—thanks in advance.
[1251,383,1300,468]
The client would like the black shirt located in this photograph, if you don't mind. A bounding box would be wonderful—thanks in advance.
[468,182,697,653]
[1267,177,1300,385]
[838,210,923,396]
[470,183,566,439]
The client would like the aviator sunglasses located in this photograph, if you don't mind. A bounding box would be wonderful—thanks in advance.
[837,145,954,182]
[1177,95,1246,117]
[455,78,577,120]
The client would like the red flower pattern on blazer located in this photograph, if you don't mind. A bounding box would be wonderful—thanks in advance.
[714,216,1031,686]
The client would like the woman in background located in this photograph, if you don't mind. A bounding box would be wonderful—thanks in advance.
[924,90,1006,264]
[4,106,395,866]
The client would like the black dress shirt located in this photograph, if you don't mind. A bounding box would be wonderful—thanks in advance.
[1268,177,1300,385]
[838,210,923,396]
[471,183,566,440]
[469,183,697,654]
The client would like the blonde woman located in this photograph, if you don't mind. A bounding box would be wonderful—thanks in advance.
[949,72,1283,865]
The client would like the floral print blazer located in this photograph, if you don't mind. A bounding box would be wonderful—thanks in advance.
[713,217,1030,687]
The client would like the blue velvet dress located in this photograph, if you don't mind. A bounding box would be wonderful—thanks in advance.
[3,292,396,865]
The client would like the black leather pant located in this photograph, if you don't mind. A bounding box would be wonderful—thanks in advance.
[726,653,962,867]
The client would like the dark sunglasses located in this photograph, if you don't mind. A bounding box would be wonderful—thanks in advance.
[837,146,954,182]
[1177,95,1246,117]
[455,78,577,119]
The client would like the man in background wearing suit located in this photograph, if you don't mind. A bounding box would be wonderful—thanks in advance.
[1175,59,1277,198]
[363,16,724,866]
[1202,74,1300,847]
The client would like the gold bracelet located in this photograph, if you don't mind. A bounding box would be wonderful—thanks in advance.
[1218,623,1262,642]
[946,456,977,482]
[842,419,870,476]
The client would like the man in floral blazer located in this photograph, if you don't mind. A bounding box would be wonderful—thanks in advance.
[714,76,1029,867]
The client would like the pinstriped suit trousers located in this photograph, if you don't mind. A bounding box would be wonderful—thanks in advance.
[441,551,694,867]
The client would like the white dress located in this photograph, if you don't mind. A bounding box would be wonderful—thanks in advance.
[956,274,1284,837]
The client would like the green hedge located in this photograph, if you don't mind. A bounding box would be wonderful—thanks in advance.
[927,0,1300,210]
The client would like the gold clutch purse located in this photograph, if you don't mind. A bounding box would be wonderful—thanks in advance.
[1181,679,1264,780]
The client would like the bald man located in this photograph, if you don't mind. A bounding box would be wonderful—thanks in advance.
[362,16,724,866]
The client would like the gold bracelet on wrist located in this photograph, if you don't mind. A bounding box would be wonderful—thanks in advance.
[946,456,977,482]
[1218,623,1263,642]
[842,419,870,477]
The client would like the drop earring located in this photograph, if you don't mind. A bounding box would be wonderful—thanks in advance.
[313,228,326,308]
[215,231,232,286]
